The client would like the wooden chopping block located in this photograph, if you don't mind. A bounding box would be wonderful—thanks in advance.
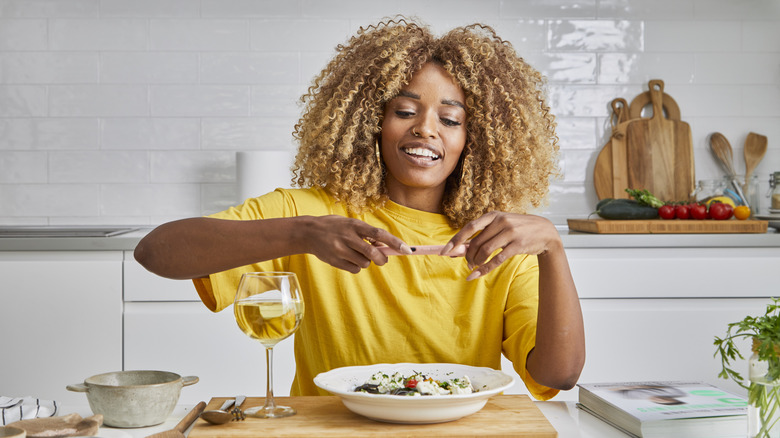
[593,82,686,200]
[593,98,629,199]
[625,80,694,202]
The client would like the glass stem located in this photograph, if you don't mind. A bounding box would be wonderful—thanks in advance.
[263,346,276,410]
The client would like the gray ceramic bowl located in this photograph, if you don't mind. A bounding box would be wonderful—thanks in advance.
[67,370,198,428]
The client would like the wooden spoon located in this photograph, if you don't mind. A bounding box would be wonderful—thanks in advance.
[145,401,206,438]
[744,132,768,187]
[709,132,737,176]
[710,132,749,207]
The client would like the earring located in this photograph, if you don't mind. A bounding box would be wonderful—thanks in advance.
[459,152,468,184]
[375,138,381,163]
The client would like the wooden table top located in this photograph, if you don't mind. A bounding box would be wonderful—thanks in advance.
[188,395,557,437]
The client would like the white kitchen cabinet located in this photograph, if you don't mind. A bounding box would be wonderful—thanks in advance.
[567,246,780,299]
[123,301,297,405]
[0,251,122,405]
[570,298,766,400]
[123,254,297,404]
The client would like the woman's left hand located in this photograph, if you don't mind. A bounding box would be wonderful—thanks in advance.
[440,211,560,280]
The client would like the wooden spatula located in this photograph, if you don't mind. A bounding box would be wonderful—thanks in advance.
[744,132,768,187]
[145,401,206,438]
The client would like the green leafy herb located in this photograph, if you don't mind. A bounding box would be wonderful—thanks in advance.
[625,188,665,208]
[715,298,780,437]
[714,297,780,389]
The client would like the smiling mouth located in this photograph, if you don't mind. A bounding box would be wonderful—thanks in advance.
[403,146,440,161]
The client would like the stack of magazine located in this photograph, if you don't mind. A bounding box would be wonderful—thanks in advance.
[577,381,747,438]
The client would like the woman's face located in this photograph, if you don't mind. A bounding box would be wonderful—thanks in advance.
[380,62,467,212]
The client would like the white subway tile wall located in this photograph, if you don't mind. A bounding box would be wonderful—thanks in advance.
[0,0,778,226]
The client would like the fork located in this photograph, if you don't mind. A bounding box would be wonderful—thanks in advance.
[231,395,246,421]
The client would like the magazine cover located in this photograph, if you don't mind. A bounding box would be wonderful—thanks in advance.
[578,381,747,422]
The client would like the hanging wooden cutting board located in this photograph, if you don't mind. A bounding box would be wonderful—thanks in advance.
[628,88,681,121]
[593,98,628,199]
[625,80,695,202]
[593,80,690,200]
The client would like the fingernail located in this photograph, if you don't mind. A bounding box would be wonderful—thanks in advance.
[400,244,413,255]
[440,242,454,255]
[466,270,482,281]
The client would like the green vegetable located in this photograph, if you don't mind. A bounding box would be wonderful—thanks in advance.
[625,188,665,208]
[596,198,659,220]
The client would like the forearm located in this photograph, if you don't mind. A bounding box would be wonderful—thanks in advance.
[526,240,586,390]
[134,216,308,280]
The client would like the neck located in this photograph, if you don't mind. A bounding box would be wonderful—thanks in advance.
[385,179,446,214]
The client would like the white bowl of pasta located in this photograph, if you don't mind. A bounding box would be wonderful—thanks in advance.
[313,363,515,424]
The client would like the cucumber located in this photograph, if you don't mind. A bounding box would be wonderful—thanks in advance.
[596,198,659,220]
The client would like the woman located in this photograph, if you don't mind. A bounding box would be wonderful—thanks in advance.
[134,17,585,400]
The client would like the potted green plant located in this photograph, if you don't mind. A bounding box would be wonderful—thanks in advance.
[715,297,780,438]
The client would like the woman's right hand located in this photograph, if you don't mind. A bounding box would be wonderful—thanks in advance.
[298,215,412,273]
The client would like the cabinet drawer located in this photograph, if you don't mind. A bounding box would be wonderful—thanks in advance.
[568,247,780,298]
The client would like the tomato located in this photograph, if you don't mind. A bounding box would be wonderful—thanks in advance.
[734,205,751,220]
[675,204,691,220]
[709,202,734,220]
[690,203,708,220]
[658,205,675,219]
[405,379,418,388]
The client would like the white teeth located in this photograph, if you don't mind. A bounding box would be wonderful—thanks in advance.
[403,147,440,159]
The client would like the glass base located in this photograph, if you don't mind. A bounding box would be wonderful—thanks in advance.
[245,405,296,418]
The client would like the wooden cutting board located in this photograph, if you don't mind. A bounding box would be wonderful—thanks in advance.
[593,98,629,200]
[625,80,695,202]
[567,219,768,234]
[593,80,693,201]
[189,396,557,437]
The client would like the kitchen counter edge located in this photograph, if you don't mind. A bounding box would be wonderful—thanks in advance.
[0,227,778,251]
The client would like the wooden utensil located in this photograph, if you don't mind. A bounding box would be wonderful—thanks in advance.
[744,132,768,187]
[593,98,629,199]
[146,401,206,438]
[710,132,749,206]
[625,79,694,202]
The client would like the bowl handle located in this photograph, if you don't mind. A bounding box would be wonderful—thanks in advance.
[182,376,199,387]
[66,383,88,392]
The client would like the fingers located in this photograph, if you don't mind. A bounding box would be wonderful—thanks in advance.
[440,211,499,255]
[452,213,557,281]
[317,219,410,273]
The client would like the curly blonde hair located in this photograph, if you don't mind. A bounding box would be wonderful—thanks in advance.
[292,16,559,228]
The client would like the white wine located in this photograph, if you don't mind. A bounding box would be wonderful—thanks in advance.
[235,299,303,347]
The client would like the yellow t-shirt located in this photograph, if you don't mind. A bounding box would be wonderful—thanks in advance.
[193,187,557,400]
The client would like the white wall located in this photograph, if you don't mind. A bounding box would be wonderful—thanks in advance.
[0,0,778,226]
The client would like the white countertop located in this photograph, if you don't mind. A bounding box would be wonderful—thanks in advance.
[0,226,778,252]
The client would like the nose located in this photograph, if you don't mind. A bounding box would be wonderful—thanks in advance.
[412,111,437,138]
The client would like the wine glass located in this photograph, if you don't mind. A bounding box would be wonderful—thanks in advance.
[234,272,304,418]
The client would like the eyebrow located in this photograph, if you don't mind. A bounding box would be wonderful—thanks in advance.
[398,90,465,110]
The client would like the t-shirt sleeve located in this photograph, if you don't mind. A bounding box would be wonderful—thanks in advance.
[502,256,560,401]
[191,189,295,313]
